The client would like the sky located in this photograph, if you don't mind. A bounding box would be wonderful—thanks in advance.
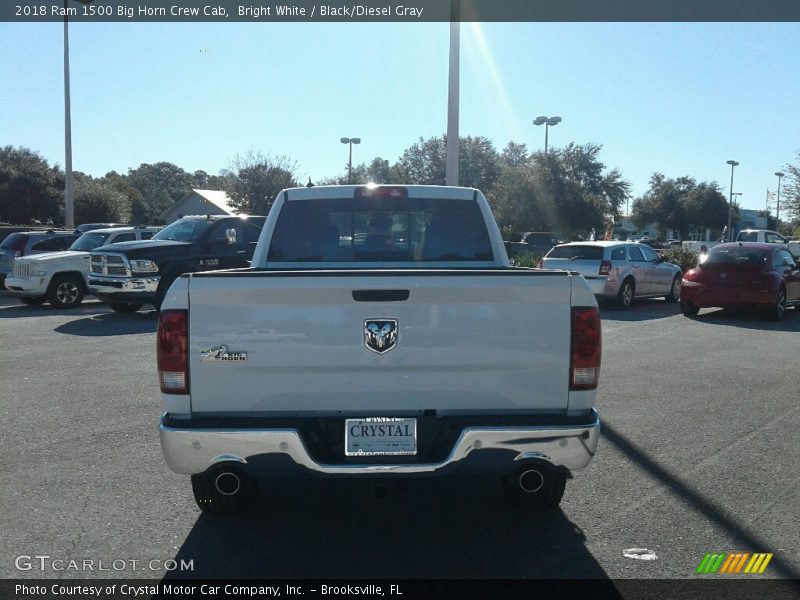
[1,19,799,215]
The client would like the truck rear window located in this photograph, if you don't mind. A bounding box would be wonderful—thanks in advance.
[546,245,604,260]
[267,198,493,262]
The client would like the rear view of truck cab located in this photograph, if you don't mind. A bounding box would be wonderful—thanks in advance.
[156,185,601,515]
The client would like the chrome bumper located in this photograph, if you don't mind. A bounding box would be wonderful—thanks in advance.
[159,409,601,475]
[88,275,160,295]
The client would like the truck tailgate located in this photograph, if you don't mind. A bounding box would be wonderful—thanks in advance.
[187,270,573,415]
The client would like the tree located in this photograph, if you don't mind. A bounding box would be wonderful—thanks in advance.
[781,150,800,222]
[392,135,500,191]
[72,173,131,224]
[632,174,728,240]
[222,150,299,215]
[126,162,197,224]
[0,146,64,225]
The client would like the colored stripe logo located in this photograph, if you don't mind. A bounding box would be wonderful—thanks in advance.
[696,552,773,574]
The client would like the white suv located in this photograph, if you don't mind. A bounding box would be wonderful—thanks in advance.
[5,226,160,308]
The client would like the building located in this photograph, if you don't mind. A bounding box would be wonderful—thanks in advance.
[163,190,238,223]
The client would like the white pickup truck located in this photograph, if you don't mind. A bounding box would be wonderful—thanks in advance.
[156,185,601,515]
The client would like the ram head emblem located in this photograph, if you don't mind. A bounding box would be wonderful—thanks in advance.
[364,319,398,354]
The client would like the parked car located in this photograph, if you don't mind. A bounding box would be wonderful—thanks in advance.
[88,215,265,312]
[735,229,789,245]
[505,231,562,262]
[0,230,80,286]
[4,226,161,307]
[75,223,127,233]
[680,242,800,320]
[784,239,800,260]
[540,241,683,309]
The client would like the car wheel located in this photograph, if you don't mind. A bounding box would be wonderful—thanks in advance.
[503,463,567,512]
[615,278,635,310]
[20,296,47,306]
[108,302,144,313]
[191,466,255,516]
[680,300,700,317]
[47,275,85,308]
[665,275,681,302]
[768,288,786,321]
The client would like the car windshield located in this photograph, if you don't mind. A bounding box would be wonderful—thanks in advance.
[705,246,770,266]
[546,245,604,260]
[152,220,212,242]
[70,231,111,251]
[0,233,28,249]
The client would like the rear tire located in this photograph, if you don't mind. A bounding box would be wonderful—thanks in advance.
[680,300,700,317]
[767,288,786,321]
[191,466,255,516]
[665,275,681,302]
[108,302,144,313]
[20,296,47,306]
[615,278,635,310]
[47,275,85,308]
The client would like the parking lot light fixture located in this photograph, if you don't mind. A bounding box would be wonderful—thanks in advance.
[726,160,739,241]
[533,116,562,154]
[340,137,361,184]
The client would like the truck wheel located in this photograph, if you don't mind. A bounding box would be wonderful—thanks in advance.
[665,275,681,302]
[767,288,786,321]
[680,301,700,317]
[20,296,47,306]
[47,275,85,308]
[108,302,144,313]
[191,466,255,516]
[503,463,567,512]
[615,278,635,310]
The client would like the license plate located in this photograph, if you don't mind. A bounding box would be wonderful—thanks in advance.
[345,417,417,456]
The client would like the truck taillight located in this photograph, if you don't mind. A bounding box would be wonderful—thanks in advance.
[157,309,188,394]
[598,260,612,276]
[570,307,601,390]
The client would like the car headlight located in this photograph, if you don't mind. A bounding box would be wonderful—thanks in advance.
[130,259,159,273]
[36,270,48,276]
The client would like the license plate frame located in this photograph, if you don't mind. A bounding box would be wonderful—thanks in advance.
[345,417,417,456]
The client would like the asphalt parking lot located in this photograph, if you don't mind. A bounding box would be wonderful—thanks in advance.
[1,291,799,585]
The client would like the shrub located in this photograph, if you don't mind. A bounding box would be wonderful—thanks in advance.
[512,253,542,268]
[661,246,699,274]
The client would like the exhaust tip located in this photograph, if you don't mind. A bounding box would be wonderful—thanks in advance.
[518,469,544,493]
[214,471,242,496]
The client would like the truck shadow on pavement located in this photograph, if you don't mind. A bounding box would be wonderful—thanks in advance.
[53,311,158,336]
[599,299,681,322]
[165,473,616,581]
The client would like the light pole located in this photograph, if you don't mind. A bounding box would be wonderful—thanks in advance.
[446,0,460,186]
[64,0,94,230]
[775,171,785,223]
[340,137,361,184]
[726,160,739,241]
[533,116,562,154]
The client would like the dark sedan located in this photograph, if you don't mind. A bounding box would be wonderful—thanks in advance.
[680,242,800,320]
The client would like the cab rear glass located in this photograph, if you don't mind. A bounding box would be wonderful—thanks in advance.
[267,198,493,262]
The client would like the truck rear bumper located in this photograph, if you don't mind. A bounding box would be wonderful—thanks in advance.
[159,409,600,475]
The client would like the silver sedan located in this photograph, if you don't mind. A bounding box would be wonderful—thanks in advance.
[541,241,683,309]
